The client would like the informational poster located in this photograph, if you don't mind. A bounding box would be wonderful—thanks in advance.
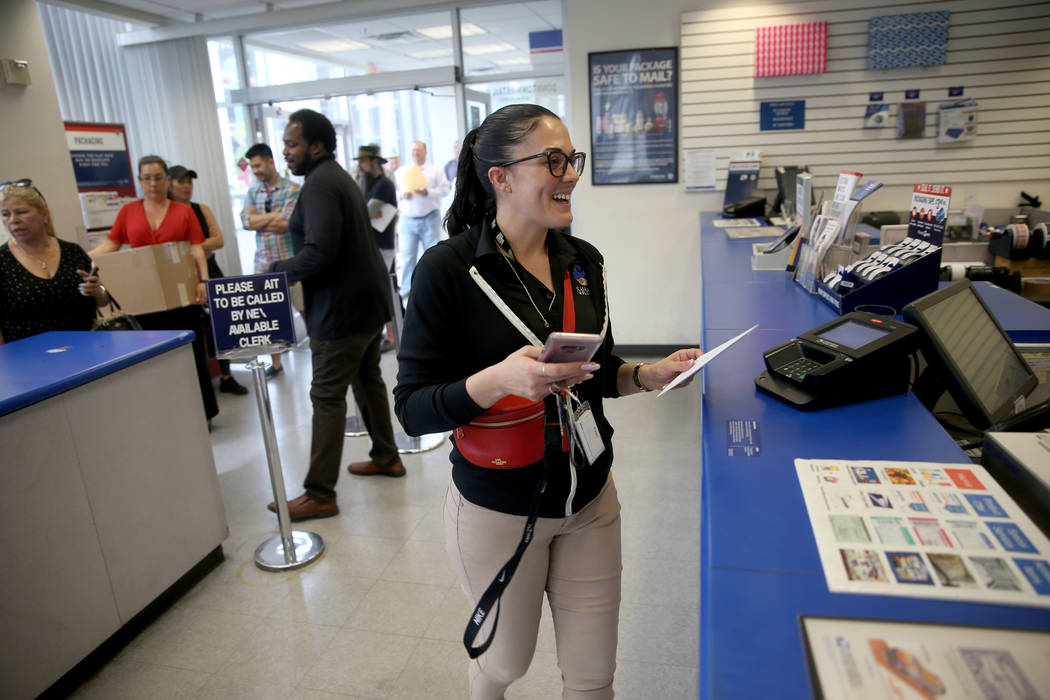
[683,148,715,191]
[207,273,296,359]
[588,47,678,185]
[907,185,951,244]
[64,122,136,197]
[795,459,1050,607]
[802,617,1050,699]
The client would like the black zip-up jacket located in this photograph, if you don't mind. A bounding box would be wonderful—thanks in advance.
[394,219,626,518]
[271,153,391,340]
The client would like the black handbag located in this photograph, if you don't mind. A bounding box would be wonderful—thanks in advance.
[92,293,142,331]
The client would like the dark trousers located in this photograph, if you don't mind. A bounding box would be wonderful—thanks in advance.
[305,327,399,502]
[137,306,219,420]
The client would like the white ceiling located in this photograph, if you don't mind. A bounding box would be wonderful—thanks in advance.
[55,0,563,76]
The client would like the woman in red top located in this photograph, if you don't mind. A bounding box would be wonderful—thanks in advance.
[91,155,209,302]
[90,155,219,423]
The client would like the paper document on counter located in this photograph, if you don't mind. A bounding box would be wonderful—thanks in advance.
[659,324,758,396]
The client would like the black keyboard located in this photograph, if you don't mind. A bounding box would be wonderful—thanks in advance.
[776,357,822,381]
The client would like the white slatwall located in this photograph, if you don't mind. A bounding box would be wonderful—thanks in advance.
[680,0,1050,203]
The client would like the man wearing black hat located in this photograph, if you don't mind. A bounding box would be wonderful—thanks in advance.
[354,144,398,352]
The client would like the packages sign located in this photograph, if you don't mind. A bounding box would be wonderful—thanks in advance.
[64,122,136,197]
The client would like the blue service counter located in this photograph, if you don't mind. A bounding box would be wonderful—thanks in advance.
[697,213,1050,698]
[0,331,228,699]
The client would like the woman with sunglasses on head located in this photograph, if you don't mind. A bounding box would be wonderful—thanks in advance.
[1,181,109,343]
[90,155,219,423]
[393,104,702,699]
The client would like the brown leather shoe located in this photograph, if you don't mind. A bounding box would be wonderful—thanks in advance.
[347,459,406,478]
[266,493,339,521]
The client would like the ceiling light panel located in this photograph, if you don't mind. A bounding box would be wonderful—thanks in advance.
[409,48,454,59]
[463,41,516,56]
[298,39,369,53]
[416,23,485,40]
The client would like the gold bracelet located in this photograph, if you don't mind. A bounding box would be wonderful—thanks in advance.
[632,363,650,392]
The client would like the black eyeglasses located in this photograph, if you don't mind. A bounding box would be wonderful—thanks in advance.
[494,150,586,178]
[0,178,46,202]
[264,194,274,213]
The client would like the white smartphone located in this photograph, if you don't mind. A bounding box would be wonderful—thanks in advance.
[538,332,602,363]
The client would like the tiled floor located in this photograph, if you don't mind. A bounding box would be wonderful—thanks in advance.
[71,344,700,699]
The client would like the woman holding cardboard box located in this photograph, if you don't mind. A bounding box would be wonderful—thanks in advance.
[90,155,210,302]
[90,155,218,423]
[0,181,109,343]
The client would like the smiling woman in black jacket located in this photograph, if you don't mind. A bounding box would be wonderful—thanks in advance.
[393,104,701,700]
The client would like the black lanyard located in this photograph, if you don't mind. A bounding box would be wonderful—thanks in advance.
[462,460,548,658]
[462,239,576,659]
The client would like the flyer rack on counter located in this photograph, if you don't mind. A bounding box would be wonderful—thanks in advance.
[795,458,1050,608]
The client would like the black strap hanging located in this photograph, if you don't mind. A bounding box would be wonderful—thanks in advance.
[461,230,581,659]
[462,461,548,658]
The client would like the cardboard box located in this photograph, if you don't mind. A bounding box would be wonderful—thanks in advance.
[994,256,1050,277]
[95,242,199,315]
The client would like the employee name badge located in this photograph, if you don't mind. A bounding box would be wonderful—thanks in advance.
[572,401,605,465]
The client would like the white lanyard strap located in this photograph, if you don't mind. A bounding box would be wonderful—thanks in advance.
[469,265,543,347]
[468,263,609,346]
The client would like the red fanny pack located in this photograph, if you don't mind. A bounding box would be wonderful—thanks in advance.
[454,268,577,469]
[453,395,545,469]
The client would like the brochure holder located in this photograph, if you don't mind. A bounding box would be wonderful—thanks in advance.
[817,184,950,315]
[816,245,942,315]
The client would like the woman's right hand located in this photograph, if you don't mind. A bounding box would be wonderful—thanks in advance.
[466,345,599,407]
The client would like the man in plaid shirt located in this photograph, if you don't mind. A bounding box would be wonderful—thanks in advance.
[241,142,300,375]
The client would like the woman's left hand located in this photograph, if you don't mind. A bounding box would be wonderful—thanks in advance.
[76,269,106,300]
[196,282,208,304]
[642,348,704,392]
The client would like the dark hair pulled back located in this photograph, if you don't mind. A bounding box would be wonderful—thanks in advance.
[443,103,559,236]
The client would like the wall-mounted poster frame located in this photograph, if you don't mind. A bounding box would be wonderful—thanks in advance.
[588,47,678,186]
[64,122,136,197]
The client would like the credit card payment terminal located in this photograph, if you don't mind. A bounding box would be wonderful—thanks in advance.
[755,311,919,410]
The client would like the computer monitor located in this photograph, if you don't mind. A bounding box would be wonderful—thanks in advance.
[902,280,1039,430]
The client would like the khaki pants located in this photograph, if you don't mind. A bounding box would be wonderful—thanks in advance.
[444,476,622,700]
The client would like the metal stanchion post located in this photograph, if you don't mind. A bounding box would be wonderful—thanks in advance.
[389,272,447,453]
[344,411,367,437]
[248,359,324,571]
